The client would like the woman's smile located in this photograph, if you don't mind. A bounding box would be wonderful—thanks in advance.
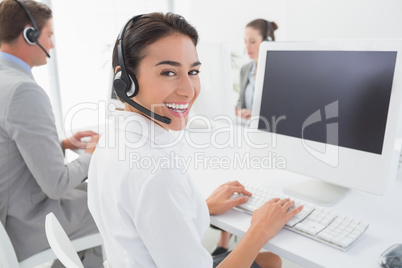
[164,102,190,117]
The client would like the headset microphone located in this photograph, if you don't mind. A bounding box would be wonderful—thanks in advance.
[113,15,171,125]
[34,38,50,58]
[14,0,51,58]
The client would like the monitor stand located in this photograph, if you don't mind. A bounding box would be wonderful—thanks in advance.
[283,179,349,206]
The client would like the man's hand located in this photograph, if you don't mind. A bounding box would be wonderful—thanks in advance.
[62,131,99,154]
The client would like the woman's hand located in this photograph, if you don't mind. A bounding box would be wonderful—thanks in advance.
[235,108,252,120]
[62,131,100,154]
[206,181,252,215]
[250,198,303,242]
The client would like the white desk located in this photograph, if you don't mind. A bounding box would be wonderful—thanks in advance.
[183,126,402,268]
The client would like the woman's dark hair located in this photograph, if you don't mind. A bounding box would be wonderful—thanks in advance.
[246,19,278,41]
[0,0,52,44]
[112,12,199,75]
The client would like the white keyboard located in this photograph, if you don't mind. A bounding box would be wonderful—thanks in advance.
[232,183,369,251]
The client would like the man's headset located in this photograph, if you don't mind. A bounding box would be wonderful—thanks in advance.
[13,0,50,58]
[113,15,171,125]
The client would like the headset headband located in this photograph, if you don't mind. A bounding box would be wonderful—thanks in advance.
[117,15,143,84]
[14,0,38,31]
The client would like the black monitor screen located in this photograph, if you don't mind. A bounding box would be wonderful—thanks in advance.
[258,51,397,154]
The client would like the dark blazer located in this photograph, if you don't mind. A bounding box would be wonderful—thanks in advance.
[237,61,254,109]
[0,56,98,261]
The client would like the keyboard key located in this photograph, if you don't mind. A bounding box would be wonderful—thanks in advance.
[294,219,327,235]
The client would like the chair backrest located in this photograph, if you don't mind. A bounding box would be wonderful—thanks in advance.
[1,214,104,268]
[0,221,19,268]
[45,213,84,268]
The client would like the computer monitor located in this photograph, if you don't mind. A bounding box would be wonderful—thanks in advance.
[250,40,402,206]
[187,41,236,130]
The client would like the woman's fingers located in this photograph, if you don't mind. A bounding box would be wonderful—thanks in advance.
[224,181,252,196]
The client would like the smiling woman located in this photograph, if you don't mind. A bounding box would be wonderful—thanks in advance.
[132,34,201,130]
[87,12,301,268]
[111,13,201,131]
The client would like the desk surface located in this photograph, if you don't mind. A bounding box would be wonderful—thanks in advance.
[183,127,402,268]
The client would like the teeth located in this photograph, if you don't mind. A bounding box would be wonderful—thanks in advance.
[165,103,189,109]
[165,102,189,113]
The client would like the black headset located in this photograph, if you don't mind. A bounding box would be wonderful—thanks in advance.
[113,15,171,124]
[13,0,50,58]
[265,20,273,41]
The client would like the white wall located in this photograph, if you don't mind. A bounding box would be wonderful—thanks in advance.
[284,0,402,41]
[41,0,402,132]
[175,0,286,50]
[175,0,402,52]
[50,0,169,132]
[172,0,402,110]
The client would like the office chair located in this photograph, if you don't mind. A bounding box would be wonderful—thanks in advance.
[0,220,20,267]
[45,212,109,268]
[0,218,70,268]
[0,215,104,268]
[45,212,85,267]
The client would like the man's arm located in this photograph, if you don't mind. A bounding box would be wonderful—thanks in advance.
[5,82,90,198]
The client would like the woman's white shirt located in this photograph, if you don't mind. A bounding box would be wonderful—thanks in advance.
[88,112,212,267]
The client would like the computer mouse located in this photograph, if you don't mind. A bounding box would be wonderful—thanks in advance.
[379,244,402,268]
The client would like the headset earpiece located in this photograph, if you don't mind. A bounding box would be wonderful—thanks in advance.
[125,70,138,98]
[113,70,126,94]
[113,69,139,99]
[23,26,39,45]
